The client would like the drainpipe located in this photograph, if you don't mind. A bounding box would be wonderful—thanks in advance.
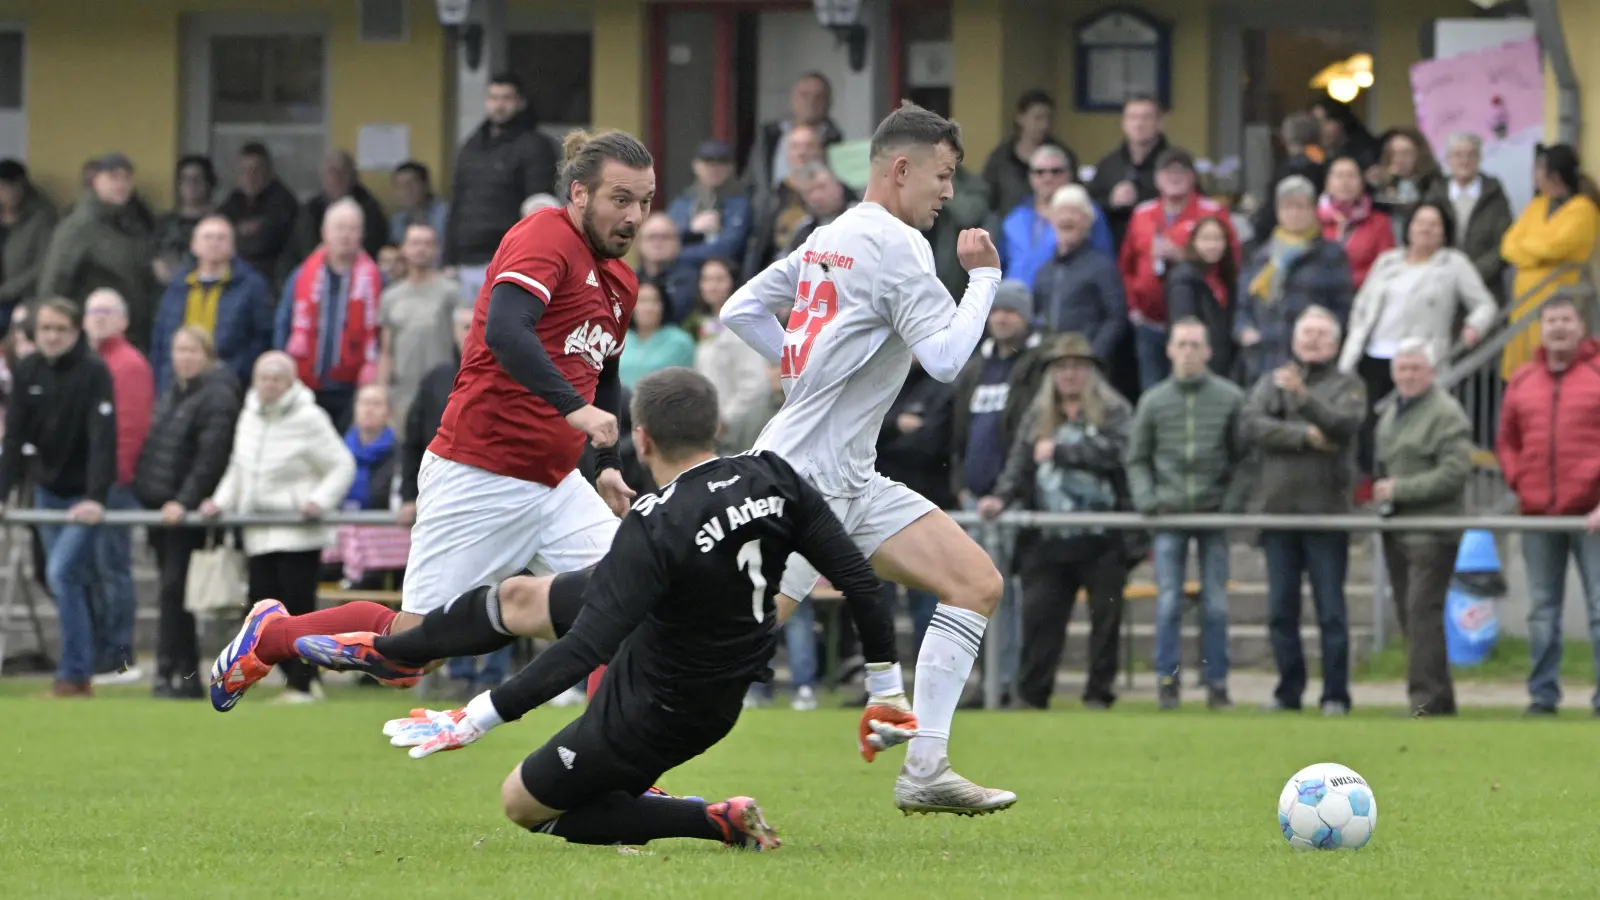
[1528,0,1580,145]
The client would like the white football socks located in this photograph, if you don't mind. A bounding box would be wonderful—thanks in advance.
[905,604,988,778]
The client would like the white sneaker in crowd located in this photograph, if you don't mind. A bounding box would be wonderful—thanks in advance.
[92,665,144,687]
[791,685,817,711]
[548,686,587,707]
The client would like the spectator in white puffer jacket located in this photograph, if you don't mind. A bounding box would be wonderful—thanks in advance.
[201,350,354,703]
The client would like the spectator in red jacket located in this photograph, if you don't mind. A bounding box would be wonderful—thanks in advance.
[83,287,154,684]
[1318,155,1394,290]
[1119,147,1238,390]
[1495,295,1600,716]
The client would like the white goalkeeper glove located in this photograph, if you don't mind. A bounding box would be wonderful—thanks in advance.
[858,662,918,762]
[382,692,505,759]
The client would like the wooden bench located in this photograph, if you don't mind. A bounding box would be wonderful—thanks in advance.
[317,583,402,608]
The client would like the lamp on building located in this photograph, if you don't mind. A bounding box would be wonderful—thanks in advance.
[1311,53,1375,104]
[814,0,869,72]
[436,0,485,71]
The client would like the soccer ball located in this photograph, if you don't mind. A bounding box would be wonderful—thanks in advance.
[1277,763,1377,851]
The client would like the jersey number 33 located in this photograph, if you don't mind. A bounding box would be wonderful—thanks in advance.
[780,279,839,379]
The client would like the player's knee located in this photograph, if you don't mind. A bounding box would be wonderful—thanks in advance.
[501,767,555,829]
[497,575,551,636]
[948,562,1003,617]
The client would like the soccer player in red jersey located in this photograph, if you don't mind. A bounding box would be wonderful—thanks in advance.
[209,130,656,711]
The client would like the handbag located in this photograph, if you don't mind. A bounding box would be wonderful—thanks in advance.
[185,529,249,615]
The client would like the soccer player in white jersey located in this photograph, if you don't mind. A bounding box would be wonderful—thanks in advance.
[721,102,1015,815]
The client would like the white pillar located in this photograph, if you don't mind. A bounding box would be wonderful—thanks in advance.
[453,0,508,148]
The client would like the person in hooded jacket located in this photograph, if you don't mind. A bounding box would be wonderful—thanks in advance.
[134,325,241,698]
[0,160,57,322]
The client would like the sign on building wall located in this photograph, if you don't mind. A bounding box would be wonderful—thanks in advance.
[1410,38,1543,213]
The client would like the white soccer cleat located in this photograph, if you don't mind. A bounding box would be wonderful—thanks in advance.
[895,764,1017,816]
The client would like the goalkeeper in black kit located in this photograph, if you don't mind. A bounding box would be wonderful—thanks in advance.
[296,367,916,850]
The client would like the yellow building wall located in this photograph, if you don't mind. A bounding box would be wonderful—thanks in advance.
[4,0,450,209]
[1549,0,1597,162]
[587,0,646,138]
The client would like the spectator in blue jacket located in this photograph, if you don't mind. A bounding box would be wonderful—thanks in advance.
[149,215,274,394]
[1002,144,1113,287]
[668,139,752,274]
[636,213,699,323]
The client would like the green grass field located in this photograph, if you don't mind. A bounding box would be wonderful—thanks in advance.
[2,685,1596,899]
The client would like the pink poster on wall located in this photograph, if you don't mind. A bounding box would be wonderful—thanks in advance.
[1410,38,1544,212]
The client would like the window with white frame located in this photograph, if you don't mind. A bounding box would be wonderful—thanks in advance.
[183,17,329,197]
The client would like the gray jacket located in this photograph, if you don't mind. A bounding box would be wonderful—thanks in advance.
[1239,362,1366,514]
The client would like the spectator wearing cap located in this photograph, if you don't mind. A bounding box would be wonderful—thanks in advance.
[982,90,1070,218]
[1237,176,1353,385]
[388,161,450,264]
[1033,184,1126,363]
[1119,147,1239,390]
[1001,145,1113,288]
[635,213,699,322]
[154,155,218,285]
[38,153,160,355]
[1240,305,1366,715]
[218,143,301,291]
[744,122,827,277]
[979,331,1134,709]
[748,72,843,193]
[1087,95,1171,247]
[282,150,388,272]
[786,163,857,252]
[0,160,57,322]
[952,280,1042,509]
[668,140,753,275]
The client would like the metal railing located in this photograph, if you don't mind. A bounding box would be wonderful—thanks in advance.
[3,509,1581,709]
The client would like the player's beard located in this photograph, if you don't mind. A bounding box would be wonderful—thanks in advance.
[583,204,636,259]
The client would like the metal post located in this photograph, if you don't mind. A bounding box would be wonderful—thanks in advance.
[1369,531,1387,653]
[979,521,1005,711]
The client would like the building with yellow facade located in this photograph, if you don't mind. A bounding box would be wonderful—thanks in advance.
[0,0,1589,209]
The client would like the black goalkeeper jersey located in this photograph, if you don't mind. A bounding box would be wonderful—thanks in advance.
[487,451,892,720]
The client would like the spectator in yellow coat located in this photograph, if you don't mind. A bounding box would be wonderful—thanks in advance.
[1500,144,1600,379]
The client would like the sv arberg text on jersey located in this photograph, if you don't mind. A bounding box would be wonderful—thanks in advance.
[694,496,788,553]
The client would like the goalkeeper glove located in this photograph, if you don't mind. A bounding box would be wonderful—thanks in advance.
[858,662,918,763]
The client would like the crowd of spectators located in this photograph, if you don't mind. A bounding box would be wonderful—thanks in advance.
[2,73,1600,719]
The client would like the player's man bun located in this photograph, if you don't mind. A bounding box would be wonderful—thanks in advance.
[869,100,964,164]
[559,128,654,201]
[631,367,720,460]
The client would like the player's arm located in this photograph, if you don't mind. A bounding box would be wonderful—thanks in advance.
[785,464,917,761]
[883,232,1002,383]
[483,280,587,415]
[590,357,622,473]
[720,247,807,363]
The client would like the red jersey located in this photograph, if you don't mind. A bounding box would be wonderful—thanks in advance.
[430,207,637,486]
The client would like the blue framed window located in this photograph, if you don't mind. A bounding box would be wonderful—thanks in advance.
[1074,7,1171,113]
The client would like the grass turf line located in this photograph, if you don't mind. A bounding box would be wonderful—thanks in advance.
[0,690,1595,899]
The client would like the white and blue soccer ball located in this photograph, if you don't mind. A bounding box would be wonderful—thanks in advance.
[1277,763,1377,851]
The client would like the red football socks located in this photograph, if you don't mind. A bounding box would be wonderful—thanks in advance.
[254,601,401,665]
[586,665,607,700]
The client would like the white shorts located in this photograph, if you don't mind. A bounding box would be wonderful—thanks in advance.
[401,452,619,614]
[777,472,936,601]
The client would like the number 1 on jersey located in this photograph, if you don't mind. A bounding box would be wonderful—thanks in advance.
[781,279,839,379]
[736,539,767,623]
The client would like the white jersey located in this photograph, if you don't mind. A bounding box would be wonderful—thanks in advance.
[739,203,963,498]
